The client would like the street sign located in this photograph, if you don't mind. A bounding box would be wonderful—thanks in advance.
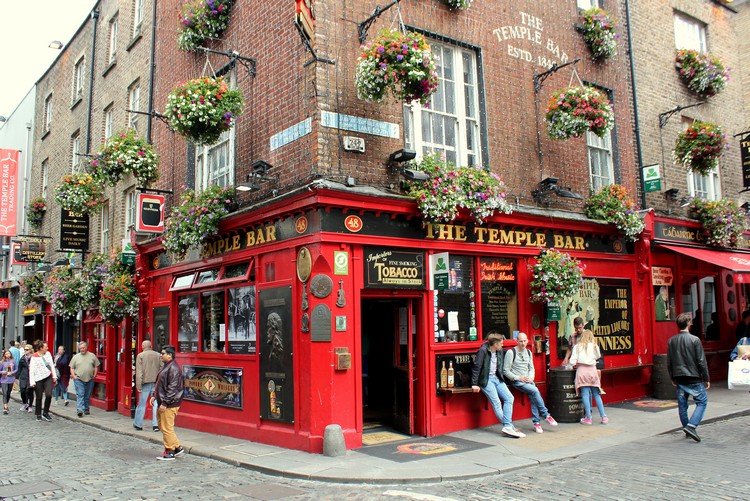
[642,164,662,193]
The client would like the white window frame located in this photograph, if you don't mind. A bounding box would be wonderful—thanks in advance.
[101,202,110,252]
[688,170,721,201]
[133,0,144,37]
[674,12,707,52]
[128,82,140,132]
[104,105,114,140]
[71,133,82,173]
[587,129,615,191]
[125,188,137,231]
[73,57,85,102]
[404,39,482,168]
[577,0,600,10]
[43,94,52,132]
[195,69,236,189]
[41,159,49,199]
[108,16,118,65]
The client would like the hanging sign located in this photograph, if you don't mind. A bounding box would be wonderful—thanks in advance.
[546,301,561,321]
[740,137,750,189]
[642,164,662,193]
[136,192,164,233]
[0,149,19,236]
[14,236,48,263]
[60,209,89,251]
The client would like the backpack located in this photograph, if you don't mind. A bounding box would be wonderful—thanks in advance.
[501,347,516,385]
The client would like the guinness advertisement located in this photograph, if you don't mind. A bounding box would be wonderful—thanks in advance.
[741,136,750,189]
[60,209,89,251]
[182,365,242,409]
[364,247,426,289]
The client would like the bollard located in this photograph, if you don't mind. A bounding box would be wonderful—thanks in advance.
[323,424,346,457]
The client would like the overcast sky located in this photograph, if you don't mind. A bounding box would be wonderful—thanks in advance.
[0,1,98,117]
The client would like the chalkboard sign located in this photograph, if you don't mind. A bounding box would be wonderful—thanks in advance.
[480,258,518,340]
[435,352,476,394]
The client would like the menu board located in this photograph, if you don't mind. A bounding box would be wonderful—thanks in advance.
[480,258,517,339]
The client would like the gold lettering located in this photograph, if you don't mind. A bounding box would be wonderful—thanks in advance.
[266,225,276,242]
[246,231,255,247]
[455,225,467,241]
[474,227,487,243]
[554,235,564,248]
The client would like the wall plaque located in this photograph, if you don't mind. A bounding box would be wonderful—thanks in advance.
[311,304,332,342]
[309,274,333,298]
[297,247,312,282]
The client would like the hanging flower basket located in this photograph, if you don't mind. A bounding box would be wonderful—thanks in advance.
[580,7,617,61]
[443,0,472,10]
[20,273,45,306]
[177,0,232,52]
[402,153,512,224]
[44,268,82,318]
[529,248,585,303]
[545,86,614,140]
[54,173,106,215]
[673,120,727,176]
[355,28,439,106]
[160,185,235,259]
[79,253,128,309]
[688,198,748,248]
[91,129,160,187]
[675,49,729,98]
[164,76,245,146]
[99,272,139,325]
[27,197,47,230]
[584,184,644,241]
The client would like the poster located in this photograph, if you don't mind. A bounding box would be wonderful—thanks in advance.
[183,365,242,408]
[480,258,517,339]
[228,285,256,354]
[177,294,199,352]
[152,306,170,353]
[258,286,294,423]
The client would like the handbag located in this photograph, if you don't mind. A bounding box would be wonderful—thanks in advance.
[595,345,604,370]
[728,360,750,390]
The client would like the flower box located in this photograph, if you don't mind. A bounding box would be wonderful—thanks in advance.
[580,7,617,61]
[584,184,644,241]
[44,268,82,318]
[673,120,726,176]
[688,198,748,248]
[675,49,729,98]
[545,86,614,140]
[92,129,159,187]
[100,273,139,325]
[178,0,232,52]
[27,197,47,230]
[54,173,106,215]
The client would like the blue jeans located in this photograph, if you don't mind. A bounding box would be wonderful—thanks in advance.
[134,382,158,428]
[54,379,68,401]
[480,375,515,427]
[511,381,550,424]
[73,378,95,413]
[580,386,606,419]
[676,382,708,428]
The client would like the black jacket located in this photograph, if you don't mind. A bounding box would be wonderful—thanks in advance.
[471,342,503,388]
[667,331,709,383]
[17,355,31,388]
[155,359,184,408]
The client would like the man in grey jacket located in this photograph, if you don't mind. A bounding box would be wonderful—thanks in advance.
[133,340,161,432]
[667,312,710,442]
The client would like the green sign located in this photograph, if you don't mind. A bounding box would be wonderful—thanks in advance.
[642,165,662,193]
[546,301,561,321]
[121,252,136,265]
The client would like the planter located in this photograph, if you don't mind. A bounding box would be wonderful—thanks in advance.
[99,273,139,325]
[580,7,617,61]
[675,49,729,98]
[545,86,614,140]
[44,268,82,318]
[688,198,748,248]
[443,0,472,9]
[92,129,159,187]
[54,173,106,215]
[178,0,232,52]
[673,121,726,176]
[584,184,644,241]
[528,248,585,303]
[27,197,47,230]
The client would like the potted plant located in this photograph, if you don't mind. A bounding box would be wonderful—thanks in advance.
[529,248,585,303]
[688,198,748,248]
[164,76,245,145]
[675,49,729,98]
[177,0,232,52]
[545,86,614,140]
[27,197,47,230]
[79,253,128,309]
[443,0,473,9]
[160,185,235,258]
[99,272,139,325]
[44,268,82,318]
[19,273,45,306]
[401,153,512,224]
[673,120,727,176]
[355,28,440,106]
[91,129,160,187]
[584,184,644,241]
[54,173,107,215]
[579,7,617,61]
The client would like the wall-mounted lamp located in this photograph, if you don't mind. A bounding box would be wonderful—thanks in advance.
[236,160,275,192]
[665,188,680,201]
[531,177,583,206]
[388,148,417,164]
[401,168,430,182]
[680,197,692,208]
[48,40,64,50]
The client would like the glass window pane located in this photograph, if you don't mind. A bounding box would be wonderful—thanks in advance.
[433,113,444,145]
[224,263,249,280]
[479,258,518,339]
[178,294,199,352]
[445,116,456,147]
[443,47,454,81]
[421,110,432,144]
[444,81,455,114]
[171,274,194,290]
[201,291,225,352]
[435,255,474,343]
[195,269,220,285]
[227,286,256,354]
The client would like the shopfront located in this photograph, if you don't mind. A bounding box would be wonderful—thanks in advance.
[133,187,654,452]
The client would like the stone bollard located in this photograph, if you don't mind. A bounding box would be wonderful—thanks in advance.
[323,424,346,457]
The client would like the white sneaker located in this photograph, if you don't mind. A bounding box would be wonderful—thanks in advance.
[502,426,526,438]
[533,423,543,433]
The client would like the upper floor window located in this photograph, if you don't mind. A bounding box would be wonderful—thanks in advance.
[128,82,141,132]
[133,0,144,37]
[41,159,49,199]
[108,16,118,64]
[674,12,706,52]
[587,130,614,191]
[104,104,114,140]
[577,0,600,9]
[73,57,85,102]
[43,94,53,132]
[71,132,82,172]
[404,39,482,167]
[682,117,719,200]
[101,202,110,252]
[125,188,137,230]
[195,69,235,189]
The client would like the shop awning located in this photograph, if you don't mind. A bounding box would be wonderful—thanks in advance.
[660,244,750,274]
[24,319,35,327]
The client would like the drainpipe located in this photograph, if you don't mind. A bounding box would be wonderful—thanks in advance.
[85,9,100,154]
[624,0,646,210]
[147,0,157,143]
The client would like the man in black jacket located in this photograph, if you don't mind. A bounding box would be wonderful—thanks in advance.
[154,345,185,460]
[667,313,710,442]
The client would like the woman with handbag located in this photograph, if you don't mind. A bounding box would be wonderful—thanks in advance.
[53,345,70,405]
[730,337,750,361]
[0,349,17,415]
[570,329,608,425]
[29,340,57,422]
[17,344,34,412]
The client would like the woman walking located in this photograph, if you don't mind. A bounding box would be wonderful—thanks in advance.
[570,329,608,425]
[1,349,17,415]
[54,345,70,405]
[17,344,34,412]
[29,340,57,422]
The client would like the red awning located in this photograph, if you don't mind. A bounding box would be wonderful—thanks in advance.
[660,244,750,274]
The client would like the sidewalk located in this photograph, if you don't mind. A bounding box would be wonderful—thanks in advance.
[27,385,750,484]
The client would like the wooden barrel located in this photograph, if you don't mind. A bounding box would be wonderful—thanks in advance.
[546,367,583,423]
[651,354,675,399]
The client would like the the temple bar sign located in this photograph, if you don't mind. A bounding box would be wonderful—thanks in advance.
[364,247,426,289]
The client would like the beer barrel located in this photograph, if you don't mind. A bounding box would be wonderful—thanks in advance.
[651,354,675,399]
[546,367,583,423]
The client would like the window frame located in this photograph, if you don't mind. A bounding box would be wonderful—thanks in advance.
[133,0,144,37]
[125,187,137,230]
[43,94,53,132]
[108,15,119,65]
[73,57,85,103]
[41,159,49,199]
[674,11,707,52]
[71,132,82,172]
[577,0,601,10]
[100,202,110,252]
[128,81,141,132]
[104,104,114,140]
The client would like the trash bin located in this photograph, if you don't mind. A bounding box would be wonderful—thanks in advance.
[546,367,583,423]
[651,354,675,400]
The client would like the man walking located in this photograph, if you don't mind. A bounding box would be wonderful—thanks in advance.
[503,332,558,433]
[155,345,185,461]
[471,333,525,438]
[69,342,100,418]
[667,312,710,442]
[134,340,161,432]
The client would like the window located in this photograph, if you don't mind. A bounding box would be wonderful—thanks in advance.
[688,170,720,200]
[104,104,114,140]
[681,275,717,341]
[128,82,141,132]
[73,57,85,102]
[100,202,110,252]
[201,291,225,352]
[43,94,53,132]
[195,70,236,188]
[674,12,706,52]
[41,159,49,199]
[108,16,118,64]
[133,0,144,37]
[125,187,137,230]
[404,39,482,167]
[434,255,475,342]
[479,258,518,340]
[577,0,600,9]
[587,130,615,191]
[71,132,82,172]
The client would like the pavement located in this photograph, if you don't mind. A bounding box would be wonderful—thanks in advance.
[21,384,750,485]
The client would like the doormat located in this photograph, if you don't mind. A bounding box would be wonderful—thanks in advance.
[356,436,490,463]
[362,425,411,446]
[607,398,678,412]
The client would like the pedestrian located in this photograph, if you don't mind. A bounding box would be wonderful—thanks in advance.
[9,341,21,367]
[1,349,17,414]
[570,329,608,425]
[471,333,525,438]
[29,340,56,422]
[736,310,750,342]
[562,316,584,367]
[69,341,100,418]
[17,344,34,412]
[667,312,710,442]
[502,332,558,433]
[53,345,70,406]
[155,345,185,460]
[730,336,750,361]
[134,340,161,432]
